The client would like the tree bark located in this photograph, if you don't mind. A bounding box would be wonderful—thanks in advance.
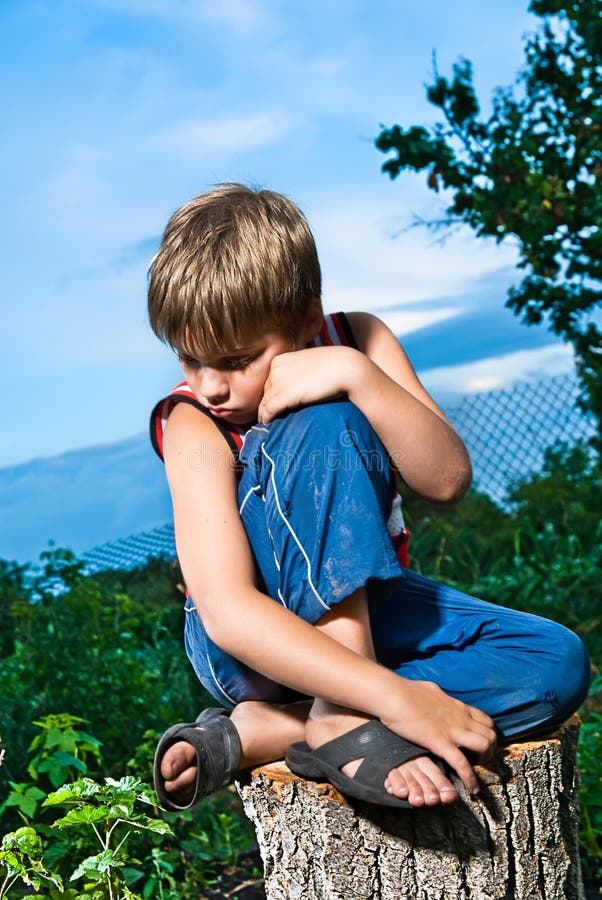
[236,716,584,900]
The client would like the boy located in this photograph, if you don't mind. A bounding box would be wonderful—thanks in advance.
[148,183,590,810]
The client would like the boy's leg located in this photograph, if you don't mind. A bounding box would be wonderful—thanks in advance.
[237,401,467,805]
[309,585,459,806]
[369,569,591,739]
[238,401,402,624]
[237,400,589,802]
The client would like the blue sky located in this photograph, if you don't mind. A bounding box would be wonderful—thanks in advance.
[1,0,574,468]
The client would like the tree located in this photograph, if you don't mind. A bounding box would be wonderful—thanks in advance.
[375,0,602,442]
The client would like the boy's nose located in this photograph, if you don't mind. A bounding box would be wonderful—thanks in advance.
[200,368,229,403]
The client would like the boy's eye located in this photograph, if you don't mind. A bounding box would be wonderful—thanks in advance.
[178,355,201,369]
[225,356,254,370]
[177,353,257,371]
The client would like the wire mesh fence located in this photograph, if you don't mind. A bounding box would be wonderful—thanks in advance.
[445,371,597,505]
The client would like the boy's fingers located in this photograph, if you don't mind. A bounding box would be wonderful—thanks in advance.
[470,732,497,760]
[470,707,495,728]
[443,746,479,795]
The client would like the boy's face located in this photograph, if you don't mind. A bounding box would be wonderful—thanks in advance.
[178,331,294,426]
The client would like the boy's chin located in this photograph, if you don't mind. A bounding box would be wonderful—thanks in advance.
[202,402,259,427]
[218,409,257,426]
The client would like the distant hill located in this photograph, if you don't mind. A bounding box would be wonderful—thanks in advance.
[0,434,172,565]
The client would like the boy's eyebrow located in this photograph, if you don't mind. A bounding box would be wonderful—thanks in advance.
[179,342,261,362]
[215,342,263,358]
[225,343,260,354]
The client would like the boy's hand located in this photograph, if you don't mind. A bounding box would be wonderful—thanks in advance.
[381,679,497,796]
[258,346,364,423]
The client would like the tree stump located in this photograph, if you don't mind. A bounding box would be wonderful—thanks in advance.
[236,716,584,900]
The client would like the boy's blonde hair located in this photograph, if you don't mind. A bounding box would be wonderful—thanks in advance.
[148,183,322,357]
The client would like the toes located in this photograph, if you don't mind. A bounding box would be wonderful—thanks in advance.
[399,766,429,806]
[385,768,409,798]
[164,764,198,795]
[162,758,199,806]
[412,756,458,805]
[160,739,198,780]
[389,757,459,807]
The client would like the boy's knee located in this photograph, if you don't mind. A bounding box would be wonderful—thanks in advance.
[268,399,366,437]
[553,627,591,716]
[264,400,389,473]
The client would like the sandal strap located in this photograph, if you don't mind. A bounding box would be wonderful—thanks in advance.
[312,721,429,772]
[153,708,241,811]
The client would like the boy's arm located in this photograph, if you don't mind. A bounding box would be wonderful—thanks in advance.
[346,311,472,503]
[259,312,471,504]
[164,402,493,793]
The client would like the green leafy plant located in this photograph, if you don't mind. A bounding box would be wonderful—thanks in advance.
[0,552,206,786]
[578,676,602,883]
[0,715,257,899]
[0,776,173,900]
[45,776,172,899]
[0,827,62,897]
[1,714,101,825]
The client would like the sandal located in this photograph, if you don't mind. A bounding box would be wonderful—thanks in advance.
[286,720,446,808]
[153,707,241,811]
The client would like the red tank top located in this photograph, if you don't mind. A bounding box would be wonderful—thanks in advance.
[150,312,409,566]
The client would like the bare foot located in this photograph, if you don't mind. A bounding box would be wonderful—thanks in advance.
[160,738,198,805]
[305,700,458,808]
[159,700,310,806]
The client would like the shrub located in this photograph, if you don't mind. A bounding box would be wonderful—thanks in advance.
[0,551,208,785]
[0,715,256,899]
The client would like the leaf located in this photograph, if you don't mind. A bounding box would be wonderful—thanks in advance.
[125,817,173,836]
[0,827,64,892]
[40,752,87,773]
[4,785,47,818]
[105,775,145,793]
[1,826,43,856]
[44,779,101,806]
[0,850,27,878]
[52,805,112,828]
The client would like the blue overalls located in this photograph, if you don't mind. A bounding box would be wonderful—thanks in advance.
[184,399,590,739]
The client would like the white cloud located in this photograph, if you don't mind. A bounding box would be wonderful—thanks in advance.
[156,110,296,158]
[420,344,575,398]
[312,198,519,312]
[375,307,463,337]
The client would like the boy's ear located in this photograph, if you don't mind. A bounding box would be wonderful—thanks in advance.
[299,297,324,344]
